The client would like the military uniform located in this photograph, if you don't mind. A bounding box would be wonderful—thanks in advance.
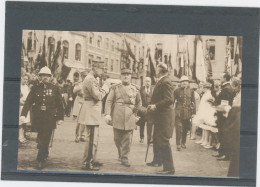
[105,80,142,165]
[174,87,195,148]
[77,70,107,169]
[21,82,64,162]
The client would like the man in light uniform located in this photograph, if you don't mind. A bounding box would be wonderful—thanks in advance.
[105,68,142,167]
[78,62,109,171]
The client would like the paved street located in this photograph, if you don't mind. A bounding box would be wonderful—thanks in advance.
[18,116,229,177]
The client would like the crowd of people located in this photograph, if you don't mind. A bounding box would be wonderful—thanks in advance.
[19,62,241,177]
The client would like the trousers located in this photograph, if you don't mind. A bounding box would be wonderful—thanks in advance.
[82,125,99,165]
[175,119,191,146]
[113,128,133,161]
[153,123,175,172]
[37,127,53,161]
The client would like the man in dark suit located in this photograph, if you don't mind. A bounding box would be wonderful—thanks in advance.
[138,77,154,143]
[20,67,64,169]
[147,63,175,175]
[214,73,235,160]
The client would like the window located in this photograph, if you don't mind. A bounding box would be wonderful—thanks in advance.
[75,43,81,61]
[88,55,93,68]
[116,42,119,50]
[89,33,94,45]
[97,56,101,62]
[97,36,102,48]
[48,37,55,62]
[134,45,136,56]
[142,46,145,57]
[206,39,216,61]
[62,40,69,59]
[106,38,109,49]
[116,60,119,72]
[105,58,108,69]
[111,40,114,51]
[111,59,114,72]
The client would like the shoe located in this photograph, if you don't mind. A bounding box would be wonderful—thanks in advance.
[80,138,86,142]
[201,142,207,146]
[121,160,131,167]
[92,161,103,167]
[177,145,181,151]
[217,155,230,161]
[181,144,186,149]
[75,138,79,143]
[146,161,162,167]
[82,164,100,171]
[195,140,203,144]
[157,170,175,175]
[139,139,144,143]
[204,145,213,149]
[37,160,45,170]
[212,154,223,158]
[190,137,196,140]
[215,143,220,150]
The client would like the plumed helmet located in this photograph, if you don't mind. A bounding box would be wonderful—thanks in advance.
[180,76,189,82]
[38,66,52,75]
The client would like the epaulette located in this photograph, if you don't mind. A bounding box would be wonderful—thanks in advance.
[111,83,122,90]
[131,83,140,90]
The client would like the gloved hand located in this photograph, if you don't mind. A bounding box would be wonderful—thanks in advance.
[105,115,112,125]
[20,116,25,124]
[57,120,63,125]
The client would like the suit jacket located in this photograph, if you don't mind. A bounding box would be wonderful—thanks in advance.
[150,75,174,139]
[140,86,154,107]
[215,83,235,106]
[21,82,64,130]
[105,83,142,130]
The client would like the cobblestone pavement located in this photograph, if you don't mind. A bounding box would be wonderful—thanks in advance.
[18,116,229,177]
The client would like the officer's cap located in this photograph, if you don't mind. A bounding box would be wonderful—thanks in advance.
[157,62,168,71]
[92,61,104,69]
[121,68,132,75]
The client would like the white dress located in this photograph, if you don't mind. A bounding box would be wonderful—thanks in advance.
[192,90,218,132]
[19,84,30,125]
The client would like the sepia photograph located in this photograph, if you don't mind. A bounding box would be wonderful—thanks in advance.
[17,30,242,177]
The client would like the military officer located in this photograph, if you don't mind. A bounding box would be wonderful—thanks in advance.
[78,61,109,171]
[20,66,64,169]
[174,76,196,151]
[105,68,142,167]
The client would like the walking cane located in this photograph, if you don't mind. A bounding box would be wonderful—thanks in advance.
[48,129,55,156]
[145,142,150,162]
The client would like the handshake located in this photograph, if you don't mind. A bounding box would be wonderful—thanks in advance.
[147,104,156,112]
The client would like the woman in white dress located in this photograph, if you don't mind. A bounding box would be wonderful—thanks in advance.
[19,74,30,143]
[193,82,217,148]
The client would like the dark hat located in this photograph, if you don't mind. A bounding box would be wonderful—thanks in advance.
[121,68,132,75]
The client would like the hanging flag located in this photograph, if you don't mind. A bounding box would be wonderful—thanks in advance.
[168,54,173,71]
[39,35,47,70]
[195,39,206,82]
[124,37,136,61]
[51,40,62,74]
[146,48,156,85]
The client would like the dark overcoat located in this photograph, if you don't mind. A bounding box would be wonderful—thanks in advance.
[150,75,175,139]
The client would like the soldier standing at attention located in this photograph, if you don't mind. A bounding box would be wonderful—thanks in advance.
[174,76,196,151]
[20,66,64,169]
[105,68,142,167]
[78,61,109,171]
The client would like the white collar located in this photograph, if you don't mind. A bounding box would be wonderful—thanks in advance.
[222,81,230,86]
